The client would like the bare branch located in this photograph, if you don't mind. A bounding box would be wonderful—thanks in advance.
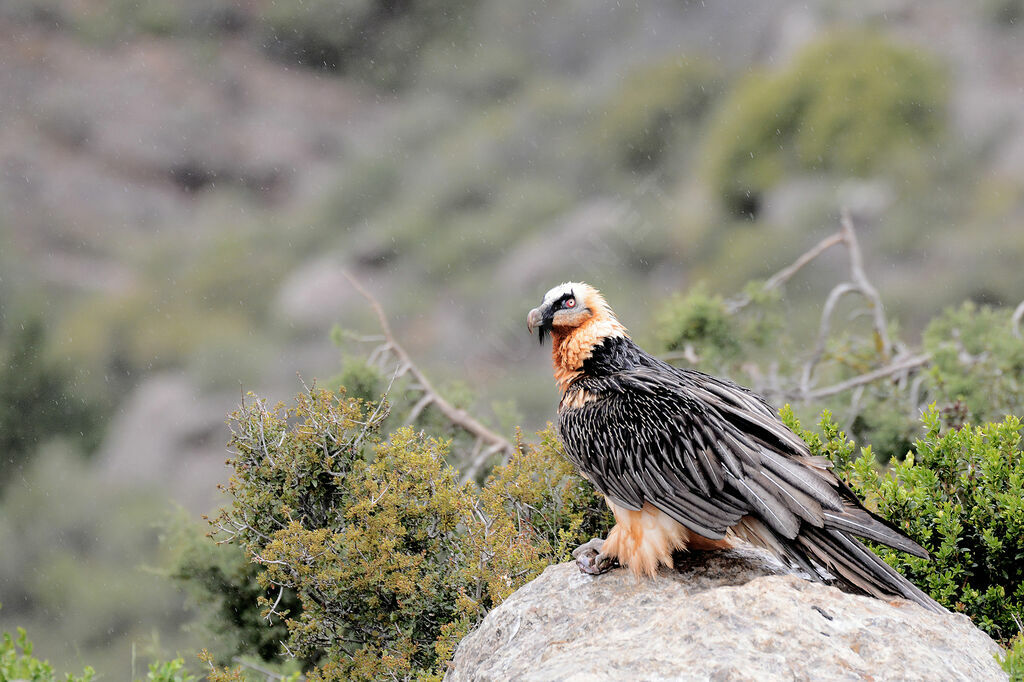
[692,209,933,412]
[342,271,515,470]
[459,442,508,485]
[726,231,846,314]
[801,353,932,400]
[796,211,895,395]
[840,208,893,360]
[801,282,859,394]
[406,394,434,425]
[265,585,285,623]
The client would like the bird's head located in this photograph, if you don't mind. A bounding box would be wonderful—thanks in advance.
[528,282,627,390]
[527,281,595,345]
[528,281,627,357]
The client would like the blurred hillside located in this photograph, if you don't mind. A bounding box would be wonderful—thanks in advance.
[1,0,1023,676]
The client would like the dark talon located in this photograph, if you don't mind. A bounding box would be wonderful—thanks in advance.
[573,537,617,575]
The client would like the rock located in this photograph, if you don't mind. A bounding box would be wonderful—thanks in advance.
[97,372,237,511]
[446,547,1006,681]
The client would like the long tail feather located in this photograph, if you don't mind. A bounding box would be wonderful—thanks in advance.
[797,526,944,613]
[823,508,929,558]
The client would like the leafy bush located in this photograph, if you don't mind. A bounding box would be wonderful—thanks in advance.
[592,56,721,172]
[0,619,94,682]
[209,386,608,680]
[784,407,1024,643]
[656,282,745,362]
[704,31,947,216]
[923,301,1024,424]
[1003,632,1024,680]
[0,317,104,486]
[164,512,298,668]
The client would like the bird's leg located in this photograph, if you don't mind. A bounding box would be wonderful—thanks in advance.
[572,537,618,575]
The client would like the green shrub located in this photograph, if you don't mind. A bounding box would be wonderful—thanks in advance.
[593,56,721,171]
[704,31,947,216]
[0,317,104,490]
[784,407,1024,643]
[923,301,1024,424]
[655,283,742,361]
[0,619,94,682]
[1002,632,1024,680]
[209,386,607,680]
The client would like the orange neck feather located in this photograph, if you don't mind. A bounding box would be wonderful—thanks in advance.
[550,313,627,393]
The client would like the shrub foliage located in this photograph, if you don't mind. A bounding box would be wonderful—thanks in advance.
[704,31,947,215]
[0,619,94,682]
[784,407,1024,643]
[211,387,608,680]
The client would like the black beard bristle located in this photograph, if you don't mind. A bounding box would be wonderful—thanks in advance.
[538,327,548,345]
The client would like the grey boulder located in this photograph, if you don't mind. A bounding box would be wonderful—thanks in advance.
[446,547,1006,681]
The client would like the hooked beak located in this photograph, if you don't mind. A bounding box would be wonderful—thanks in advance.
[527,306,549,344]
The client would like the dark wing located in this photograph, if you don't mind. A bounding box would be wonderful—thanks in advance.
[558,366,833,540]
[558,365,942,611]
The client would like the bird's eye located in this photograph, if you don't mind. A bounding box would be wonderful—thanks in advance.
[566,298,576,308]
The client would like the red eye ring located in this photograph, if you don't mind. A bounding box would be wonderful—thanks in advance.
[566,298,576,308]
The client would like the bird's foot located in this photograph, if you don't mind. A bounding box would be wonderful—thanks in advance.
[572,537,618,575]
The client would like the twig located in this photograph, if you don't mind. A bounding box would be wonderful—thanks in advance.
[693,209,934,411]
[459,442,507,484]
[801,353,932,400]
[265,585,285,623]
[800,210,893,393]
[726,231,845,314]
[342,271,515,476]
[801,281,860,395]
[840,208,893,360]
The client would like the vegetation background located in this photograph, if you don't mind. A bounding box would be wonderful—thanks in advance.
[0,0,1023,678]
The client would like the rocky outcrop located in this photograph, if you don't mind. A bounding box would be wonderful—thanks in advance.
[447,547,1006,681]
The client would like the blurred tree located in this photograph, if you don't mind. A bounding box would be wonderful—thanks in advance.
[0,317,103,490]
[704,31,947,217]
[592,56,722,172]
[260,0,481,86]
[163,511,301,669]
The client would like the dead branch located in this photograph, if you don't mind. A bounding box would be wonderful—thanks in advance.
[459,441,509,484]
[684,209,934,412]
[342,271,515,478]
[801,353,932,400]
[840,208,893,358]
[800,281,861,395]
[800,210,894,394]
[726,231,845,314]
